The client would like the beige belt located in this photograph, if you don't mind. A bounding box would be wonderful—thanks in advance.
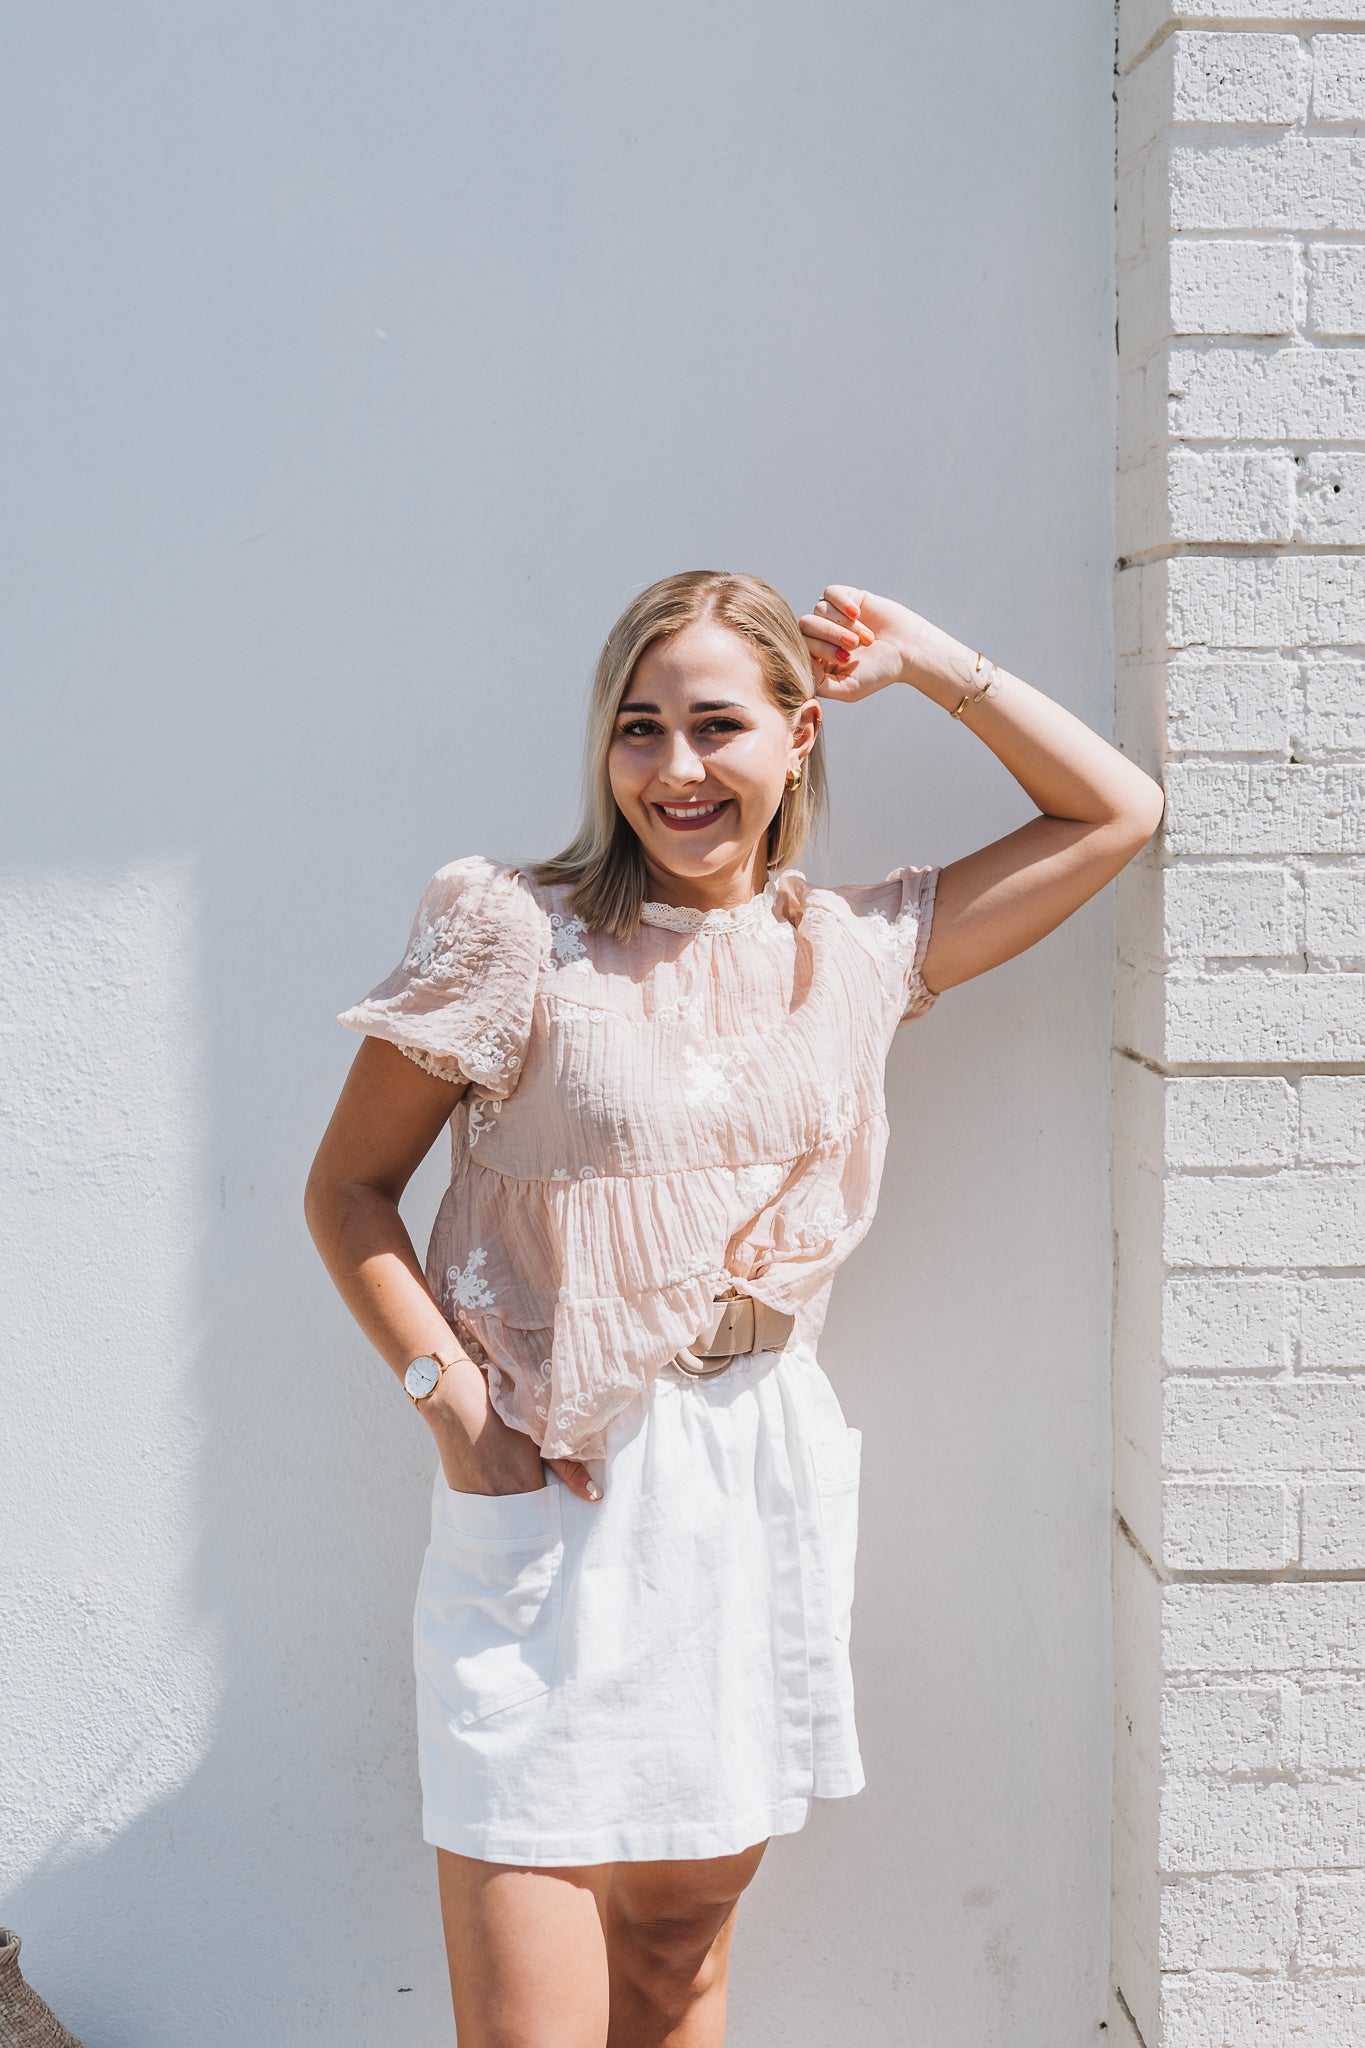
[672,1289,797,1378]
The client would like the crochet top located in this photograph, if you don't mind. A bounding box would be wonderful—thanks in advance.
[338,852,941,1462]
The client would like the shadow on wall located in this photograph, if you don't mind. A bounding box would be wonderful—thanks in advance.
[1,856,455,2040]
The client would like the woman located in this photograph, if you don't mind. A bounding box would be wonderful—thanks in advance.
[305,570,1163,2047]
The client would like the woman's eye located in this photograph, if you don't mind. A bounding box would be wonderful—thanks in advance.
[617,718,744,739]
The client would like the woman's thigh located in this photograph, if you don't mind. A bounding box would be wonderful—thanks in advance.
[435,1839,770,2048]
[436,1847,612,2048]
[604,1838,770,1939]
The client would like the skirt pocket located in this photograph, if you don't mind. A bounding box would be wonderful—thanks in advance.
[415,1473,565,1728]
[809,1425,862,1647]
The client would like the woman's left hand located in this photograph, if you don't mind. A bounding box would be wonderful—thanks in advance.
[798,585,929,703]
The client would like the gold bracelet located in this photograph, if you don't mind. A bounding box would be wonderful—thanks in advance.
[949,653,1002,720]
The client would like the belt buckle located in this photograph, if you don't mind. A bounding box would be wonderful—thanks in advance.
[672,1292,755,1378]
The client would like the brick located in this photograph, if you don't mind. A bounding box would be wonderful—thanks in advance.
[1169,236,1296,337]
[1309,243,1365,337]
[1121,34,1308,163]
[1166,972,1365,1065]
[1123,0,1363,75]
[1163,1777,1365,1871]
[1172,136,1365,234]
[1301,1279,1365,1371]
[1299,1681,1365,1773]
[1301,656,1365,754]
[1304,866,1365,967]
[1297,451,1365,546]
[1313,34,1365,124]
[1302,1483,1365,1570]
[1162,1973,1365,2048]
[1165,1378,1365,1474]
[1164,865,1295,960]
[1162,1681,1287,1773]
[1164,1478,1295,1568]
[1167,1077,1296,1166]
[1300,1076,1365,1166]
[1164,762,1365,856]
[1163,1275,1290,1372]
[1170,444,1297,542]
[1166,1170,1365,1265]
[1171,343,1365,442]
[1168,553,1365,649]
[1300,1874,1365,1971]
[1160,1873,1295,1971]
[1176,32,1309,126]
[1166,656,1293,753]
[1164,1582,1365,1673]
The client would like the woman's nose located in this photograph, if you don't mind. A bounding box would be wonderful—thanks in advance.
[657,730,706,785]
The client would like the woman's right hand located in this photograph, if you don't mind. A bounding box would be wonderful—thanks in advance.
[423,1357,602,1503]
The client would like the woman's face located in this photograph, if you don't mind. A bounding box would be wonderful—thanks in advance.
[608,621,819,901]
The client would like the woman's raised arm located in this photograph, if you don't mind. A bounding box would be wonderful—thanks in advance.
[799,585,1166,995]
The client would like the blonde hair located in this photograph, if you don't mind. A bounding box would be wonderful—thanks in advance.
[531,570,828,940]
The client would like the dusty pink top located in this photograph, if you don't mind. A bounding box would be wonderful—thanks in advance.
[338,853,940,1462]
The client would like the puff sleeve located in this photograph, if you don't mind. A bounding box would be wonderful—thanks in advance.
[831,862,942,1024]
[336,855,542,1094]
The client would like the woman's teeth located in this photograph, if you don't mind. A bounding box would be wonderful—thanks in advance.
[654,798,731,831]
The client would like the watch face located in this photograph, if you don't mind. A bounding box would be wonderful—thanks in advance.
[404,1355,441,1400]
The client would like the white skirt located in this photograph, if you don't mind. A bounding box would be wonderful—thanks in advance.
[413,1339,865,1866]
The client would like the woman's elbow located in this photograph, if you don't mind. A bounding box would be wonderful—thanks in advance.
[1114,771,1165,856]
[303,1154,339,1247]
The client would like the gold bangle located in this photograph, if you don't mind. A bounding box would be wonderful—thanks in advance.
[949,653,1001,720]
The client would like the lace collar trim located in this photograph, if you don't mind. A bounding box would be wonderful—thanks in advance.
[638,873,778,934]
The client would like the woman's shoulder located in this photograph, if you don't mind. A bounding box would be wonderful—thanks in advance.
[775,863,940,1020]
[421,853,549,915]
[407,854,554,962]
[774,862,937,925]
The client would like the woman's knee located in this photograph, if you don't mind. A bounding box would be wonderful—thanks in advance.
[610,1899,737,2018]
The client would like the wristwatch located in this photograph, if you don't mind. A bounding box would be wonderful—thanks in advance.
[403,1353,455,1405]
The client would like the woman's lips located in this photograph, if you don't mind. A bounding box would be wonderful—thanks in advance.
[651,798,733,833]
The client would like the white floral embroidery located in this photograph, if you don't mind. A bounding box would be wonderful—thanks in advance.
[463,1032,520,1085]
[682,1042,749,1109]
[545,911,588,967]
[814,1082,860,1144]
[862,906,919,964]
[725,1160,785,1208]
[551,1166,570,1181]
[402,910,451,976]
[654,992,705,1027]
[578,1164,600,1180]
[554,1386,607,1436]
[791,1201,851,1249]
[446,1246,496,1311]
[531,1357,553,1423]
[467,1095,503,1147]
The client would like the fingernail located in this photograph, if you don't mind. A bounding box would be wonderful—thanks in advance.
[586,1481,602,1500]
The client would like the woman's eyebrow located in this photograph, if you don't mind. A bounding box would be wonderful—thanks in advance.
[616,699,744,715]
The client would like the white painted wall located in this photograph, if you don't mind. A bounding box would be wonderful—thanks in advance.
[0,6,1118,2041]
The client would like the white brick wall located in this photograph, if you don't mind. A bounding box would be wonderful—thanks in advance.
[1114,8,1365,2042]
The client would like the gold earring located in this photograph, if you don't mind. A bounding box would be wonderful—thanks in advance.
[785,764,804,792]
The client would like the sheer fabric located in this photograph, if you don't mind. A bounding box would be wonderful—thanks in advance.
[338,853,940,1462]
